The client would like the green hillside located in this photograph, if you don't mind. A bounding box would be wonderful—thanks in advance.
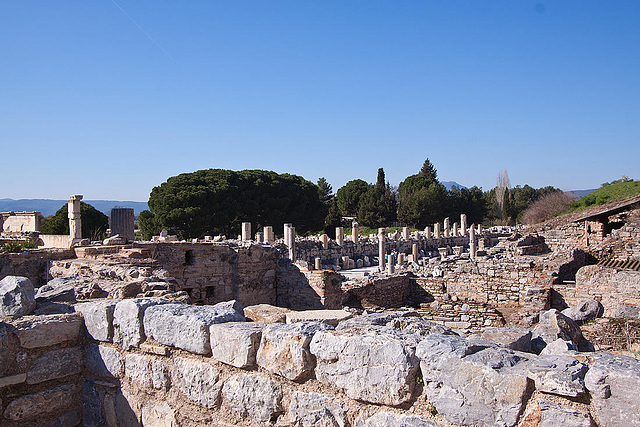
[570,178,640,210]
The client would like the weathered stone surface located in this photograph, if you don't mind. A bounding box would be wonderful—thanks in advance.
[561,300,604,324]
[115,388,142,427]
[531,309,584,354]
[222,373,283,422]
[311,325,421,406]
[286,309,353,326]
[244,303,290,323]
[12,312,83,348]
[75,299,119,342]
[0,373,26,388]
[125,353,152,388]
[144,301,245,355]
[360,412,436,427]
[141,401,177,427]
[257,322,331,381]
[336,311,417,330]
[539,338,579,356]
[538,399,592,427]
[81,381,104,427]
[113,297,169,350]
[386,316,457,337]
[584,353,640,426]
[527,355,587,397]
[612,304,640,319]
[477,327,532,352]
[151,358,170,390]
[288,391,348,427]
[171,357,222,409]
[86,343,123,379]
[4,383,76,421]
[50,410,81,427]
[210,322,263,368]
[35,281,76,304]
[27,347,83,384]
[0,322,8,376]
[0,275,36,317]
[416,334,531,427]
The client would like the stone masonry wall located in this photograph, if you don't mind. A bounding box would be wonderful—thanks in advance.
[0,249,76,287]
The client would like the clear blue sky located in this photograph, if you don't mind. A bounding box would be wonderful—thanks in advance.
[1,1,638,201]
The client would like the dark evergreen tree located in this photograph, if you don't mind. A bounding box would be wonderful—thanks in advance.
[419,159,438,185]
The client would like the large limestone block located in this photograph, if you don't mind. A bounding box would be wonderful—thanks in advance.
[584,353,640,426]
[12,312,83,348]
[287,391,348,427]
[144,300,245,355]
[256,322,331,381]
[172,357,222,409]
[113,297,170,350]
[311,325,421,406]
[244,304,290,323]
[86,343,123,379]
[210,322,263,368]
[4,383,77,421]
[476,327,532,353]
[286,309,353,326]
[359,412,436,427]
[416,334,531,427]
[141,401,177,427]
[125,353,152,388]
[531,309,584,354]
[336,311,417,330]
[561,299,604,325]
[26,347,83,384]
[527,355,587,397]
[34,279,76,304]
[222,373,283,423]
[75,299,119,342]
[0,276,36,317]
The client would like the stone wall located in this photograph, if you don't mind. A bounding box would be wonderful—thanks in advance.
[0,249,76,287]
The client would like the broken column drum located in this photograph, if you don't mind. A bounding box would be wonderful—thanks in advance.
[352,222,359,244]
[241,222,252,241]
[378,228,386,270]
[444,217,450,238]
[110,207,135,242]
[336,227,344,246]
[68,195,82,240]
[460,214,468,237]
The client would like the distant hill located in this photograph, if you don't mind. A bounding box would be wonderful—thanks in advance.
[569,189,597,199]
[0,199,149,216]
[441,181,468,191]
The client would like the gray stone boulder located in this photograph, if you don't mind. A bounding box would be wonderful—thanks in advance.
[537,399,592,427]
[336,311,417,330]
[286,309,353,326]
[210,322,263,368]
[221,373,283,423]
[86,343,124,379]
[539,338,579,356]
[386,316,457,337]
[416,334,531,427]
[12,312,83,348]
[584,353,640,426]
[526,355,588,397]
[561,300,604,324]
[144,300,245,355]
[26,347,83,384]
[256,322,332,381]
[113,297,170,350]
[475,327,532,353]
[287,392,348,427]
[310,325,421,406]
[141,401,177,427]
[531,309,584,354]
[0,275,36,317]
[4,383,77,422]
[171,357,222,409]
[244,304,290,323]
[75,299,120,342]
[358,412,436,427]
[35,277,77,305]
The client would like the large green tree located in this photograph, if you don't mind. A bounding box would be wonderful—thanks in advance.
[357,168,397,227]
[41,202,109,240]
[140,169,326,239]
[335,179,370,217]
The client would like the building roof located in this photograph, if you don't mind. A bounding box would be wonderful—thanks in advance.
[574,194,640,223]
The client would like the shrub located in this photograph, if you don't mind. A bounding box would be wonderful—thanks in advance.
[521,192,574,225]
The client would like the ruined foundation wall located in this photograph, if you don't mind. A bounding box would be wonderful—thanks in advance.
[0,249,76,287]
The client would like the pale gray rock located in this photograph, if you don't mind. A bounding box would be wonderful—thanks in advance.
[125,353,152,388]
[360,412,436,427]
[286,309,353,326]
[386,316,457,337]
[86,343,123,379]
[561,300,604,324]
[171,357,222,409]
[287,391,348,427]
[75,299,119,342]
[612,304,640,319]
[141,401,177,427]
[104,235,127,245]
[144,301,244,355]
[584,353,640,426]
[12,312,83,348]
[0,275,36,317]
[257,322,331,381]
[531,309,584,354]
[210,322,263,368]
[151,358,171,390]
[527,355,587,397]
[26,347,83,384]
[477,327,532,352]
[4,383,77,421]
[222,373,283,423]
[416,334,531,427]
[538,399,592,427]
[310,325,421,406]
[539,338,579,356]
[35,283,75,304]
[113,297,170,350]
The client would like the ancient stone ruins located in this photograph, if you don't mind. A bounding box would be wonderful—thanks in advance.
[1,195,639,426]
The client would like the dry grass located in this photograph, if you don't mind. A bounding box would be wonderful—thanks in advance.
[521,192,575,225]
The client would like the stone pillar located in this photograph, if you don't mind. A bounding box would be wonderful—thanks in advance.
[241,222,251,241]
[402,227,409,240]
[387,254,395,274]
[110,207,134,241]
[321,234,329,249]
[412,243,418,262]
[284,223,292,247]
[477,224,483,234]
[460,214,467,237]
[453,222,459,237]
[263,226,274,244]
[342,256,350,270]
[443,218,450,238]
[424,226,431,239]
[256,232,264,242]
[378,228,386,270]
[287,226,296,260]
[68,195,83,239]
[351,221,359,244]
[438,247,447,260]
[434,223,441,239]
[314,257,322,270]
[336,227,344,246]
[397,253,405,265]
[469,224,477,260]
